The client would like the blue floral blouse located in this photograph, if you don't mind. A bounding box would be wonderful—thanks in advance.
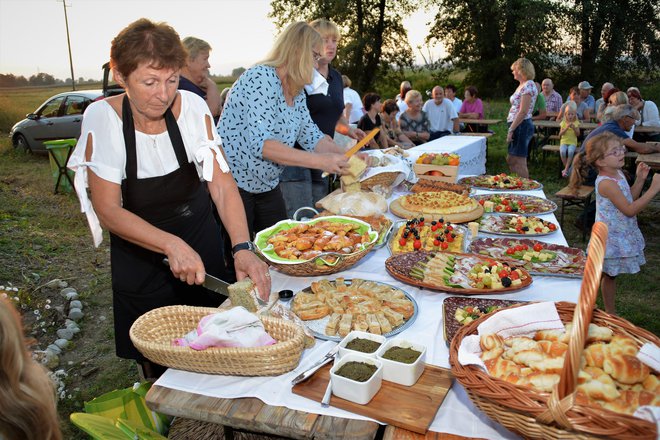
[217,65,324,193]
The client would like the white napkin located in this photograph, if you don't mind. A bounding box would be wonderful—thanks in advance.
[638,342,660,373]
[173,307,276,350]
[457,301,564,370]
[359,150,412,187]
[304,70,328,96]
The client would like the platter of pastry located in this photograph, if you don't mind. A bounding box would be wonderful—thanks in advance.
[385,251,533,294]
[389,191,484,223]
[290,278,419,341]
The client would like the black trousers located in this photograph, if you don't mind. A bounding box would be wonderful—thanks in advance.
[238,185,288,237]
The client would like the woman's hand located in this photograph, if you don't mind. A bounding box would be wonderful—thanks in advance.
[349,127,366,140]
[165,238,206,285]
[234,250,271,301]
[320,153,349,174]
[506,130,514,143]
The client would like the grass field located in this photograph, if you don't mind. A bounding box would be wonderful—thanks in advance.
[0,85,658,438]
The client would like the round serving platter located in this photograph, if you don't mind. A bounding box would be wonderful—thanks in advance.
[389,196,484,223]
[289,279,419,342]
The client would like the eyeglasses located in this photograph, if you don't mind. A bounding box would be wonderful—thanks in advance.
[604,146,627,158]
[312,51,322,62]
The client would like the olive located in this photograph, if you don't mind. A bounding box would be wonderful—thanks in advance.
[420,217,425,222]
[431,220,437,225]
[522,226,529,231]
[439,218,444,223]
[403,231,409,238]
[501,277,512,287]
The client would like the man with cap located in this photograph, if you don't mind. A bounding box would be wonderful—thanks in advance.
[578,81,596,114]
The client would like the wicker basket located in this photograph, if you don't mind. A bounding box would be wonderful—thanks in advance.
[449,222,659,440]
[360,171,401,190]
[258,243,374,277]
[130,306,305,376]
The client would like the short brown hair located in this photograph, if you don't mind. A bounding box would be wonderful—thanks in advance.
[110,18,187,79]
[382,99,398,114]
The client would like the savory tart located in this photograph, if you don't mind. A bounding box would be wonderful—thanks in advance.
[399,191,479,214]
[410,178,470,196]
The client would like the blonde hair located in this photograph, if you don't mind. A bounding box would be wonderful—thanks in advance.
[511,57,535,81]
[310,18,340,41]
[563,101,577,119]
[0,296,61,440]
[609,91,629,106]
[568,132,621,192]
[342,74,352,88]
[182,36,211,60]
[261,21,321,96]
[404,89,422,105]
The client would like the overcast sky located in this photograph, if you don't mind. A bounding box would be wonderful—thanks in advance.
[0,0,442,80]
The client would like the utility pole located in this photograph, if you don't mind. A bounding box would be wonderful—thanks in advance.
[60,0,76,90]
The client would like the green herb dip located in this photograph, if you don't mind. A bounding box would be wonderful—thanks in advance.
[345,337,381,353]
[382,346,421,364]
[335,361,377,382]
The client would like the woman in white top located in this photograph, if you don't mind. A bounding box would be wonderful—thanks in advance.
[627,87,660,142]
[342,74,365,124]
[67,19,268,379]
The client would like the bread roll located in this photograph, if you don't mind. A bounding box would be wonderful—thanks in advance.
[484,357,521,379]
[577,379,620,402]
[586,323,614,343]
[603,354,650,385]
[583,343,609,368]
[537,340,568,358]
[480,334,504,351]
[534,327,567,343]
[481,347,504,362]
[608,335,638,357]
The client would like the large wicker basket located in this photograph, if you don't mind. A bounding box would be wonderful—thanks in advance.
[449,222,659,440]
[130,306,305,376]
[258,243,374,277]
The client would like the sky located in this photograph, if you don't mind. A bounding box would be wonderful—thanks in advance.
[0,0,443,81]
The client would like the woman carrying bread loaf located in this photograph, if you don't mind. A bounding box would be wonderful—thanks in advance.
[68,19,270,379]
[217,21,353,235]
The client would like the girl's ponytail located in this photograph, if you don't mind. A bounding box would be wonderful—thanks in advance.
[568,152,588,194]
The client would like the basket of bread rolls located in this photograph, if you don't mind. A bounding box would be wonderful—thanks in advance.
[449,222,659,440]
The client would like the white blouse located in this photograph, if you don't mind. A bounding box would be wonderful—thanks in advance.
[68,90,229,246]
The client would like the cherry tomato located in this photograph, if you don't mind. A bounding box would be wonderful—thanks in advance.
[447,225,454,231]
[535,227,542,233]
[441,242,449,250]
[493,176,500,181]
[431,225,438,232]
[510,271,520,280]
[479,199,485,205]
[533,243,543,252]
[549,223,557,230]
[515,245,524,252]
[399,238,407,246]
[413,239,422,250]
[419,221,425,227]
[433,239,440,246]
[446,234,454,243]
[505,205,512,212]
[502,199,509,206]
[506,247,515,255]
[499,270,509,279]
[522,244,529,250]
[495,205,503,212]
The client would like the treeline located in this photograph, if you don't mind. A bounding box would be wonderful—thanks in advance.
[269,0,660,98]
[0,73,98,88]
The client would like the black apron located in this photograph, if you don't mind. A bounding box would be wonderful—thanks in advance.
[111,95,226,361]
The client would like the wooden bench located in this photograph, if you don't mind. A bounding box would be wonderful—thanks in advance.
[555,185,595,241]
[460,132,493,138]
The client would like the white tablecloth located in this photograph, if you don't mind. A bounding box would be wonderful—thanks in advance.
[408,135,487,176]
[155,154,582,439]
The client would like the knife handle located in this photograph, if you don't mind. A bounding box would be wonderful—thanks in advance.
[291,355,334,385]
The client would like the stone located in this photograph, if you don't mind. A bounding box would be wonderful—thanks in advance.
[44,279,63,288]
[54,339,70,349]
[99,315,107,322]
[58,280,68,288]
[60,287,77,298]
[68,308,84,320]
[57,328,75,340]
[65,319,76,327]
[69,300,83,310]
[54,305,65,314]
[47,344,62,355]
[66,292,79,301]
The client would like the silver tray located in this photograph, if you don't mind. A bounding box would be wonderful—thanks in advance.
[387,220,472,255]
[290,279,419,342]
[479,214,559,237]
[472,194,557,216]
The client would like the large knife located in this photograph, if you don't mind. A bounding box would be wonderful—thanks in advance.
[291,344,340,385]
[163,258,230,296]
[321,128,380,178]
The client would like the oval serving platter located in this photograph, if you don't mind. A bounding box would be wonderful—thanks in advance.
[472,194,557,216]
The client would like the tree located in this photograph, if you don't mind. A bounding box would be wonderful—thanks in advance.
[231,67,246,78]
[28,73,56,86]
[269,0,417,93]
[426,0,564,97]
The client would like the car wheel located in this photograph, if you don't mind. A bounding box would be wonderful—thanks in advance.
[13,134,32,152]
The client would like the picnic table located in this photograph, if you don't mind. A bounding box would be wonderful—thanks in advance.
[636,152,660,170]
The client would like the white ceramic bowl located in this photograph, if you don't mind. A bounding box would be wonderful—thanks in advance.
[376,338,426,386]
[330,353,383,405]
[338,330,386,359]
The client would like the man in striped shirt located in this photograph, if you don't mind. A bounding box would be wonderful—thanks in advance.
[541,78,563,113]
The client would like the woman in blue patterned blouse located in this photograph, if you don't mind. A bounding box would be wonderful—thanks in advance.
[218,22,350,235]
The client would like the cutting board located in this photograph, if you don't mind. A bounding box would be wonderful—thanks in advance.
[292,363,453,434]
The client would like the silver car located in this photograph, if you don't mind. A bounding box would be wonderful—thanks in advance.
[9,89,103,153]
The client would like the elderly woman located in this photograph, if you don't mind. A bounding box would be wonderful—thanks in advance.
[627,88,660,142]
[380,99,414,148]
[506,57,538,178]
[601,91,628,124]
[218,22,350,233]
[180,36,222,121]
[68,19,269,379]
[399,90,430,145]
[280,19,363,219]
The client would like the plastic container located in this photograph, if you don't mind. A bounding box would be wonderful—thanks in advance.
[44,138,77,193]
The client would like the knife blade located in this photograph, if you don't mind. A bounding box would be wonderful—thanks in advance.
[291,344,339,385]
[321,128,380,178]
[162,258,231,297]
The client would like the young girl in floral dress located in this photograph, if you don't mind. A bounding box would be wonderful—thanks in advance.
[570,132,660,314]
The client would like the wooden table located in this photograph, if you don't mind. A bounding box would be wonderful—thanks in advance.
[636,152,660,170]
[146,385,478,440]
[458,118,501,135]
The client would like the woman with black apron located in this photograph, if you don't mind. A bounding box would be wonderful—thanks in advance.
[68,19,270,379]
